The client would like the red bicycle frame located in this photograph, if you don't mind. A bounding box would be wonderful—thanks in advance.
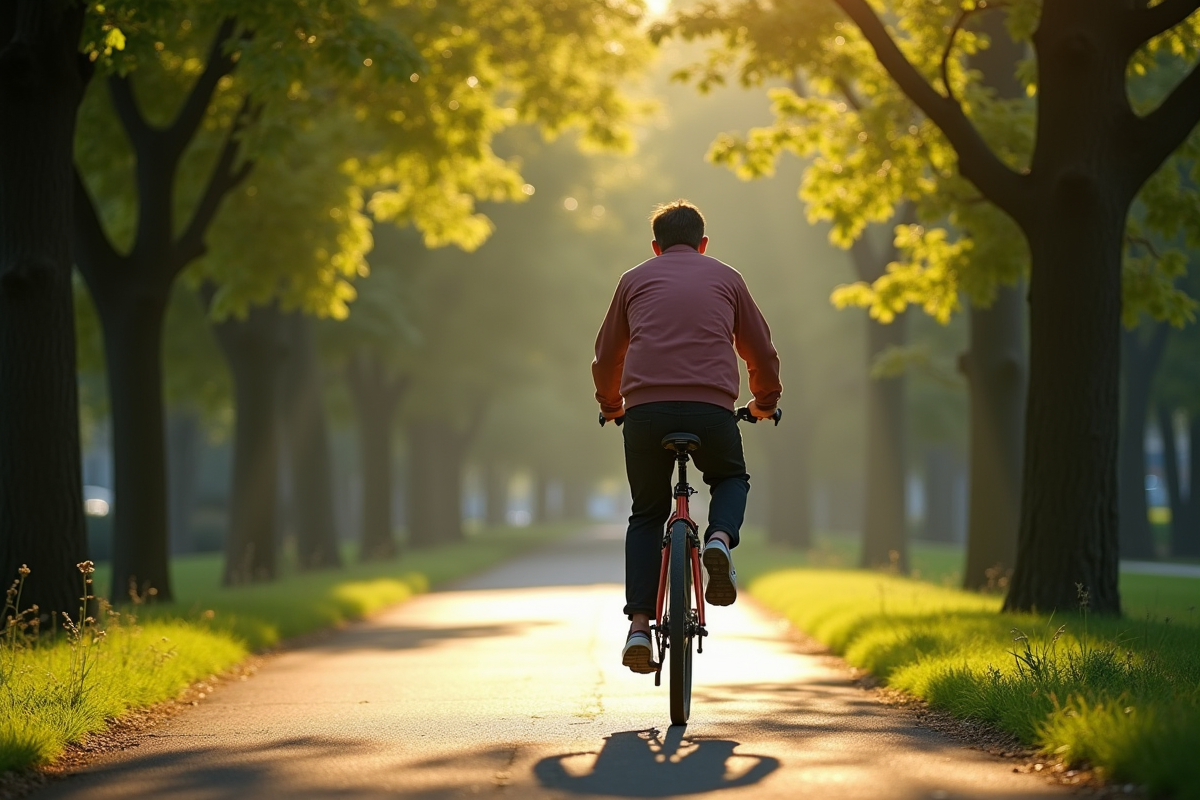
[653,476,706,633]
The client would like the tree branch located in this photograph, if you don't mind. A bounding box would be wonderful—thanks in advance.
[1127,0,1200,47]
[107,74,153,150]
[1133,58,1200,185]
[173,97,256,271]
[73,168,125,297]
[167,17,239,156]
[832,0,1030,221]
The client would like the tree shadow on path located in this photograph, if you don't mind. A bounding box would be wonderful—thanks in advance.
[534,727,779,797]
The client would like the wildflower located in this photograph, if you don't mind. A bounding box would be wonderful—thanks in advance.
[17,565,30,577]
[76,561,95,575]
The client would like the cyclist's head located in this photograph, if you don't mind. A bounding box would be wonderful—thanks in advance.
[650,200,706,252]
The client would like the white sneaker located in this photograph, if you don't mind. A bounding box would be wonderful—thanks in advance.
[621,629,656,674]
[702,538,738,606]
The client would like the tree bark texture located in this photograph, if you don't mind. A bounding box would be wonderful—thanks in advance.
[213,304,283,584]
[406,420,468,547]
[961,286,1027,589]
[167,410,201,556]
[0,1,90,615]
[1005,203,1127,615]
[92,285,176,601]
[765,411,813,548]
[346,351,407,560]
[849,232,909,571]
[1117,325,1168,560]
[277,313,341,570]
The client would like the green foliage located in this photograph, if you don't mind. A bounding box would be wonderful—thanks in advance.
[0,525,569,772]
[661,0,1200,327]
[77,0,652,322]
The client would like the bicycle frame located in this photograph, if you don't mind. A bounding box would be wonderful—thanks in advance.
[653,451,706,642]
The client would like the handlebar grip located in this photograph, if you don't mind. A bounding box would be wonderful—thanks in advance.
[736,406,783,426]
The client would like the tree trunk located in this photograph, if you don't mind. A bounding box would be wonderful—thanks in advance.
[485,462,508,526]
[765,415,813,548]
[406,420,466,547]
[922,446,959,543]
[277,312,341,570]
[346,352,405,560]
[860,312,909,569]
[1116,325,1168,560]
[849,230,909,571]
[961,285,1027,589]
[0,2,90,615]
[1004,202,1126,615]
[167,409,200,556]
[212,304,282,584]
[90,282,176,601]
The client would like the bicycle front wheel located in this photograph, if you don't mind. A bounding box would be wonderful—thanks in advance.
[667,519,694,725]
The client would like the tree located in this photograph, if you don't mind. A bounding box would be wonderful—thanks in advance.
[0,1,96,614]
[666,0,1200,613]
[74,6,420,598]
[76,0,650,593]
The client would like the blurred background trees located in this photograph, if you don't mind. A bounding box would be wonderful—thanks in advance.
[3,0,1200,618]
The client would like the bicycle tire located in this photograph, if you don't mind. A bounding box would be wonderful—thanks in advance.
[667,519,693,725]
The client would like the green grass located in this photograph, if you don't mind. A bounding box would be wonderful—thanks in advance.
[0,524,572,773]
[737,531,1200,798]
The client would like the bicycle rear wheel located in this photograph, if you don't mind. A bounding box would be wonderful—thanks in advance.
[667,520,693,725]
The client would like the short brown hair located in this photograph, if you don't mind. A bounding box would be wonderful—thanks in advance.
[650,200,705,250]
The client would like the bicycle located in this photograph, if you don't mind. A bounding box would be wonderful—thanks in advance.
[601,404,781,724]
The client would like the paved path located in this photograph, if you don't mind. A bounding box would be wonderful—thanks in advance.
[36,527,1066,799]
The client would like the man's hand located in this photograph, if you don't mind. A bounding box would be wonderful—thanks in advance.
[599,407,626,427]
[747,400,775,420]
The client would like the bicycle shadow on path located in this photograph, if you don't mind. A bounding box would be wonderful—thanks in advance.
[533,727,779,797]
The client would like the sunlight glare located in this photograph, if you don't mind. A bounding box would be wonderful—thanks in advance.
[645,0,671,19]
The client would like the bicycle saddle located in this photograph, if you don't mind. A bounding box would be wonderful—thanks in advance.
[661,432,701,452]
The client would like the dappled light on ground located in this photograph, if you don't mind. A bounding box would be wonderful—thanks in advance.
[33,530,1065,799]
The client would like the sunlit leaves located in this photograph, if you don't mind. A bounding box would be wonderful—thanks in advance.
[665,0,1200,330]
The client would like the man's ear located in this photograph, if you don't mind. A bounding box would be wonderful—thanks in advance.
[697,236,709,254]
[652,240,663,256]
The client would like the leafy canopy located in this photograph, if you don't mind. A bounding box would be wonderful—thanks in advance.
[659,0,1200,328]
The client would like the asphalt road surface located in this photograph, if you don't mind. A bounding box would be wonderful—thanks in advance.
[35,526,1066,799]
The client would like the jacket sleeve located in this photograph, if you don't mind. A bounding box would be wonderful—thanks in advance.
[592,278,629,415]
[732,274,782,411]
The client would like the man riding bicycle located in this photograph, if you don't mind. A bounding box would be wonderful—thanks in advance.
[592,199,782,673]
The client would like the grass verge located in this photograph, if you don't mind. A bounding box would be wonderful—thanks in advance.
[737,532,1200,798]
[0,524,572,773]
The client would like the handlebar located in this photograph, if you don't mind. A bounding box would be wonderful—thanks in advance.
[736,405,783,426]
[600,406,781,427]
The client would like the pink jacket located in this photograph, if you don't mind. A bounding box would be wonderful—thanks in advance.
[592,245,782,415]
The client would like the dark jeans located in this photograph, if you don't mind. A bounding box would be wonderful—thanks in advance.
[621,401,750,618]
